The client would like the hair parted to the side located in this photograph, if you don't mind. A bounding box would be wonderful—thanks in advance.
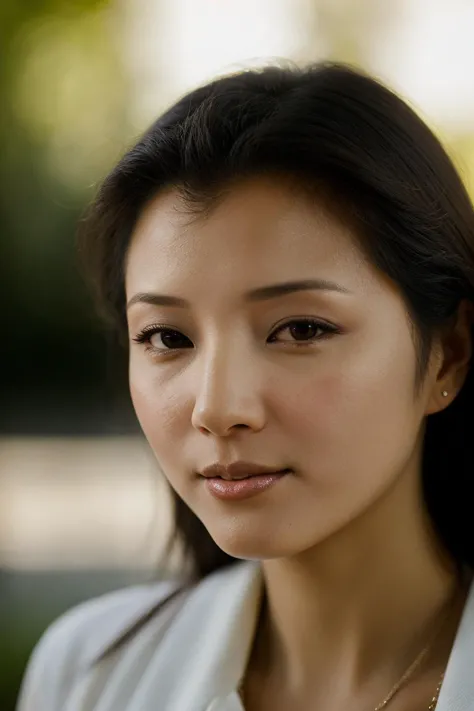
[78,61,474,581]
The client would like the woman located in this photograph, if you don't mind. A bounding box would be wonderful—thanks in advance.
[17,61,474,711]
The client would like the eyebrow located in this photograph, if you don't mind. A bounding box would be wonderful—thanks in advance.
[126,279,351,310]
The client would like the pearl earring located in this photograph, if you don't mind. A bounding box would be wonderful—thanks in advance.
[441,390,449,397]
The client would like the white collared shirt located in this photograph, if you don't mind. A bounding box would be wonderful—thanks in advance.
[16,561,474,710]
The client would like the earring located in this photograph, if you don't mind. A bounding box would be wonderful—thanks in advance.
[441,390,449,397]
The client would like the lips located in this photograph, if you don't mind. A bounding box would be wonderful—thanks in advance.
[203,469,291,501]
[199,460,292,481]
[210,468,291,481]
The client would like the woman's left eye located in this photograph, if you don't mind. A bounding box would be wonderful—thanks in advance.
[268,319,338,344]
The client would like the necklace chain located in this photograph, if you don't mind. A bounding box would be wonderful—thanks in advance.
[238,670,445,711]
[238,587,457,711]
[427,672,444,711]
[371,588,455,711]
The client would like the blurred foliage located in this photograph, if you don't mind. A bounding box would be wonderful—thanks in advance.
[0,0,134,434]
[0,4,132,704]
[1,611,45,711]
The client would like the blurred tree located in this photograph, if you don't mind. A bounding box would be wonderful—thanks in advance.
[0,0,135,434]
[0,4,137,707]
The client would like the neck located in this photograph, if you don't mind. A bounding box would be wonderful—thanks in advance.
[255,462,466,697]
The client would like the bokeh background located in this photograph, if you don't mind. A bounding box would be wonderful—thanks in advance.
[2,0,474,707]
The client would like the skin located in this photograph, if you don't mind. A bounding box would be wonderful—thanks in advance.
[125,176,473,710]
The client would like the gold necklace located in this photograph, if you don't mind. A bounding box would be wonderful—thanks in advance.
[238,588,456,711]
[238,670,445,711]
[371,589,454,711]
[427,672,444,711]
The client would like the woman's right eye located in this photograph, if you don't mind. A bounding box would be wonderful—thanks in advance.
[133,326,193,352]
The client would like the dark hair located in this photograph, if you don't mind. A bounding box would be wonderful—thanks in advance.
[78,61,474,581]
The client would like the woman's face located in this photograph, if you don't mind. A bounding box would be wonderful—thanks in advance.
[125,176,438,560]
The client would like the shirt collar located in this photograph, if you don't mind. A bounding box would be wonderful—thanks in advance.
[87,561,474,711]
[434,576,474,711]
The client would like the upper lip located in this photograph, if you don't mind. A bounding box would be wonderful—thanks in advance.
[199,461,289,481]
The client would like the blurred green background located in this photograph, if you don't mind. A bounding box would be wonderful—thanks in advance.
[2,1,474,708]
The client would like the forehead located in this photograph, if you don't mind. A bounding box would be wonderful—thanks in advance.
[125,176,381,297]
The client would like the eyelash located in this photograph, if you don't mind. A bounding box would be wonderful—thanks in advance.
[132,319,340,356]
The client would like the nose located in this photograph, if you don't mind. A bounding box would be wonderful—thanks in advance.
[191,341,266,437]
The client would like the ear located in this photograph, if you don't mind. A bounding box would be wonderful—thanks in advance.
[425,299,474,415]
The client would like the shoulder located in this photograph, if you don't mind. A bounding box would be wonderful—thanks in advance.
[16,578,182,711]
[17,562,260,711]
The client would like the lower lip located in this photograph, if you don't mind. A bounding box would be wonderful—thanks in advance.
[203,470,291,501]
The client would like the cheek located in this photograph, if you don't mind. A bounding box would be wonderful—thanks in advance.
[275,372,360,443]
[130,373,186,445]
[278,356,416,471]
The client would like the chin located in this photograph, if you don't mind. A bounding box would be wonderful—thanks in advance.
[205,520,312,561]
